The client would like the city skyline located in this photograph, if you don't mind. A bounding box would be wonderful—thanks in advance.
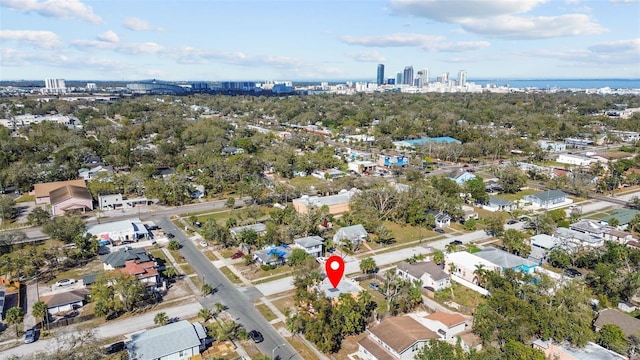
[1,0,639,81]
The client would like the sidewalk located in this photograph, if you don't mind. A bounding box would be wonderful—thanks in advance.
[161,247,201,296]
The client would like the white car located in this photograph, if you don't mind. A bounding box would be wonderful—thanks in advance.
[55,279,76,287]
[199,241,208,247]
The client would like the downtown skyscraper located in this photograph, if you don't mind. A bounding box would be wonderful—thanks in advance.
[403,66,414,85]
[376,64,385,86]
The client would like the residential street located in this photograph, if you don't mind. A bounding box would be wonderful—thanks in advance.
[1,301,202,359]
[154,216,301,360]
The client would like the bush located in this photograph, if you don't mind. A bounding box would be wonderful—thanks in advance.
[167,240,181,251]
[260,264,276,271]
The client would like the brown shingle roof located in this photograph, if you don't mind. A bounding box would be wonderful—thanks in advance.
[34,179,86,199]
[41,288,89,308]
[369,317,439,354]
[357,336,396,360]
[594,309,640,338]
[49,185,93,205]
[425,312,467,328]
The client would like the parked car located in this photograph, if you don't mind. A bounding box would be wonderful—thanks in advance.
[249,330,264,343]
[55,279,76,287]
[24,329,36,344]
[231,251,244,260]
[199,241,208,247]
[194,221,202,228]
[435,228,445,234]
[449,240,463,246]
[564,268,583,278]
[369,282,379,290]
[166,232,175,239]
[103,341,125,354]
[507,219,518,225]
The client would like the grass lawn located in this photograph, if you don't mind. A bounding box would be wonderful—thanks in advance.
[204,250,218,261]
[219,266,242,284]
[435,282,485,313]
[47,258,103,285]
[190,275,203,291]
[254,303,279,322]
[236,263,293,281]
[15,194,35,203]
[287,176,325,189]
[179,264,195,275]
[169,249,183,263]
[270,292,297,315]
[382,221,427,244]
[500,188,537,201]
[253,272,292,285]
[219,248,236,259]
[358,279,388,313]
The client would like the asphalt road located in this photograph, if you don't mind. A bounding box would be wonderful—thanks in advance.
[154,216,300,360]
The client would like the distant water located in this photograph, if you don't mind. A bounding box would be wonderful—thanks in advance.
[470,79,640,89]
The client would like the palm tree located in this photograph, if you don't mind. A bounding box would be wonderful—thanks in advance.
[198,308,213,322]
[432,250,445,267]
[359,257,377,274]
[213,302,226,317]
[445,243,458,254]
[6,306,23,336]
[154,312,169,326]
[201,283,213,296]
[31,301,47,330]
[163,266,177,279]
[473,264,488,287]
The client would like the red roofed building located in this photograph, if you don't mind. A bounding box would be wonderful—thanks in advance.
[121,259,159,288]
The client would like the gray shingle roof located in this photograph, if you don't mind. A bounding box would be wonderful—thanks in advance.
[101,247,152,268]
[594,309,640,338]
[293,236,324,248]
[528,189,567,202]
[398,261,449,281]
[127,320,205,360]
[488,196,513,206]
[475,247,538,269]
[333,224,367,242]
[229,223,266,235]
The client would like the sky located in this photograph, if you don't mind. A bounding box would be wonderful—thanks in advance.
[1,0,639,81]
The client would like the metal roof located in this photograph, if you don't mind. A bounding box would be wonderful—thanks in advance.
[127,320,205,360]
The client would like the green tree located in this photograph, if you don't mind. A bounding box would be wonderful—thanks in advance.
[167,239,181,250]
[225,197,236,209]
[597,324,629,355]
[163,266,178,279]
[359,257,377,274]
[27,207,51,226]
[6,306,23,336]
[501,229,531,257]
[42,215,86,243]
[154,312,169,326]
[548,248,572,269]
[112,272,146,312]
[463,218,477,231]
[433,249,445,266]
[288,248,311,266]
[497,166,527,194]
[415,339,468,360]
[199,308,213,322]
[0,195,16,224]
[503,340,546,360]
[202,283,213,296]
[485,214,505,237]
[464,177,489,204]
[31,300,48,329]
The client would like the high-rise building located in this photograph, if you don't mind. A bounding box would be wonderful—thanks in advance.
[396,72,403,86]
[415,71,424,88]
[376,64,385,86]
[403,66,414,85]
[421,68,429,86]
[437,72,449,84]
[457,70,467,87]
[44,78,67,94]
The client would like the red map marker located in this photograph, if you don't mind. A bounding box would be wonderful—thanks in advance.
[325,255,345,289]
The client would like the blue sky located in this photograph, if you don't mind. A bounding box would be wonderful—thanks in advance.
[1,0,639,81]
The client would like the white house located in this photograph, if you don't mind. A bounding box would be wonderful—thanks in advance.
[293,236,324,257]
[524,189,571,209]
[396,261,451,291]
[98,194,124,211]
[127,320,208,360]
[483,196,516,212]
[358,316,439,360]
[556,154,594,166]
[538,141,567,152]
[420,312,468,340]
[41,289,89,315]
[333,224,368,246]
[434,212,451,228]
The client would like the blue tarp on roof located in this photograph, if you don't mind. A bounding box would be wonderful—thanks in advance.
[267,248,286,258]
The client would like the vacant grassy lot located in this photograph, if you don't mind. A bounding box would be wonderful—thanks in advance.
[273,324,320,360]
[179,264,195,275]
[254,303,279,322]
[219,266,242,284]
[236,263,293,281]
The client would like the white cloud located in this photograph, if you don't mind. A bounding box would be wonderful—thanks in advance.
[610,0,639,3]
[390,0,548,22]
[72,39,166,54]
[461,14,607,39]
[431,41,491,52]
[522,40,640,65]
[0,0,102,24]
[345,51,386,62]
[340,33,444,47]
[340,33,490,52]
[97,30,119,43]
[0,30,62,48]
[588,38,640,53]
[123,17,163,32]
[389,0,606,39]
